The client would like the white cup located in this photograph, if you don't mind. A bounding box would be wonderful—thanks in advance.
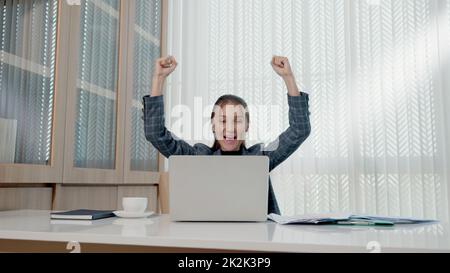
[122,197,148,213]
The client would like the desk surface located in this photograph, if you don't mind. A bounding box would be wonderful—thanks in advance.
[0,210,449,252]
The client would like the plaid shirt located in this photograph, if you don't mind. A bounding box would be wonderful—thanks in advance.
[143,93,311,215]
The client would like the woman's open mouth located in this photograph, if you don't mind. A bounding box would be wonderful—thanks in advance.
[223,135,238,146]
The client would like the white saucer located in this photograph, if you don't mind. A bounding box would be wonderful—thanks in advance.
[113,210,154,218]
[112,218,154,226]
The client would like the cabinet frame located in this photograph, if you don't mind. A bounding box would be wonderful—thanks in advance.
[0,0,167,185]
[122,0,167,184]
[0,2,66,183]
[62,0,127,184]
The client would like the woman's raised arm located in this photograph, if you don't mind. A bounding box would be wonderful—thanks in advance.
[262,56,311,171]
[143,56,208,158]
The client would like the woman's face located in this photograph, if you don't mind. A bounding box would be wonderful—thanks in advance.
[212,103,248,151]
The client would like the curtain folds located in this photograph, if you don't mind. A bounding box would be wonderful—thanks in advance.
[166,0,450,220]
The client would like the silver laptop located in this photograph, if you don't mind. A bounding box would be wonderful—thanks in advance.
[169,156,269,222]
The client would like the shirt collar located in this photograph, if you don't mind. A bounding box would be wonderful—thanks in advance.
[213,144,248,155]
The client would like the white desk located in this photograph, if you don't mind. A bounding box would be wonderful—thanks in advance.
[0,210,449,253]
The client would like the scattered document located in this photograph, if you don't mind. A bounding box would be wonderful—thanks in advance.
[268,213,438,225]
[268,213,352,225]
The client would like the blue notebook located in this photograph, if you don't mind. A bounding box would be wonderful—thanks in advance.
[50,209,115,220]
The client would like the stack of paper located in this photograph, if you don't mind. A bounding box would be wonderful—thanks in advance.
[347,215,437,225]
[268,213,438,226]
[268,213,352,225]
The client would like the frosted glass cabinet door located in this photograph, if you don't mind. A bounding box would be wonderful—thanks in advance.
[0,0,58,165]
[73,0,120,169]
[129,0,161,172]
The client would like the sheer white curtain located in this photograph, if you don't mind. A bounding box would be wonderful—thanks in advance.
[165,0,450,220]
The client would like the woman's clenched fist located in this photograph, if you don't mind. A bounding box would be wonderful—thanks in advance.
[271,56,293,79]
[153,56,178,79]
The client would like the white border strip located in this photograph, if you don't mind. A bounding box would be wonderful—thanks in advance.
[76,79,116,100]
[0,50,51,78]
[92,0,119,19]
[134,24,160,47]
